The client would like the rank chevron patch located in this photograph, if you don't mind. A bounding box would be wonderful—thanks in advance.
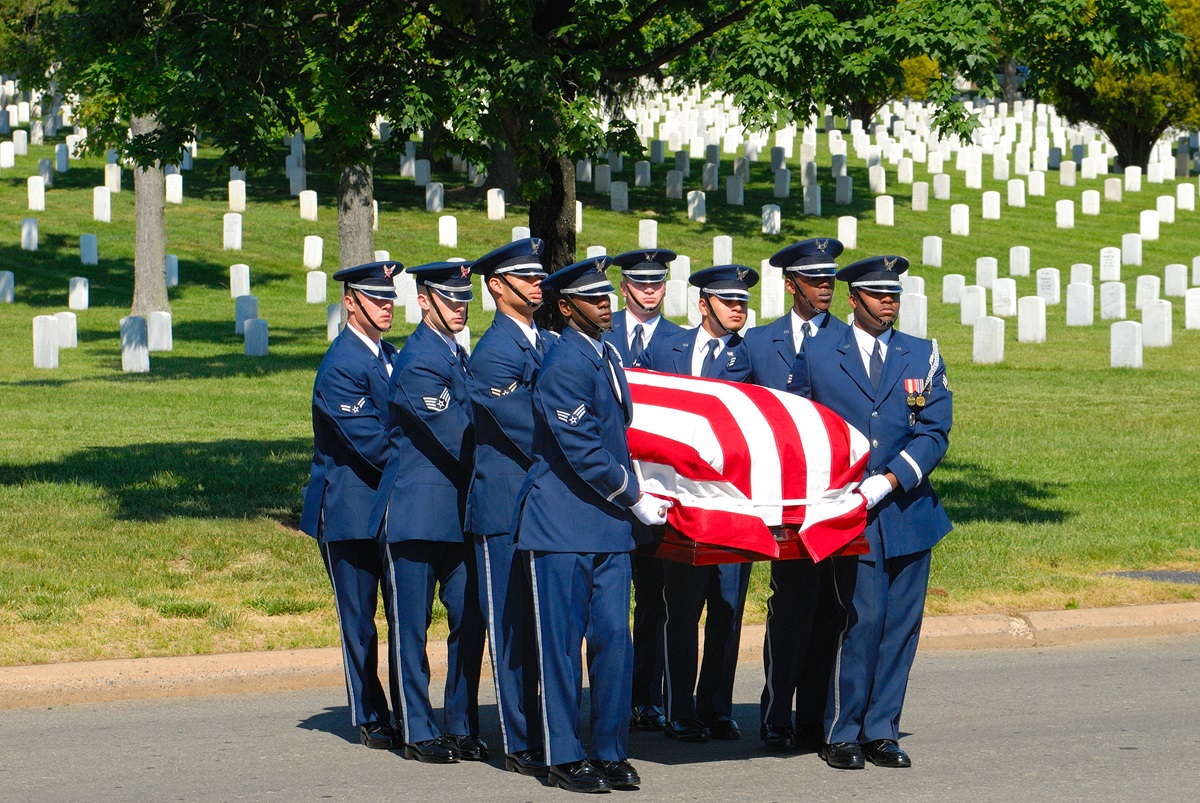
[422,387,451,412]
[339,397,366,414]
[490,381,519,397]
[555,403,587,426]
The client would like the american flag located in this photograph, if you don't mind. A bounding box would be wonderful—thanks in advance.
[626,368,870,561]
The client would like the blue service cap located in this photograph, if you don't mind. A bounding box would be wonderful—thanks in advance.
[332,261,401,300]
[769,238,844,277]
[689,264,759,301]
[837,255,908,294]
[543,255,615,296]
[611,249,676,283]
[471,238,548,278]
[407,260,475,302]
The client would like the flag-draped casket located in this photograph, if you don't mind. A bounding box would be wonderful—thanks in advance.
[626,368,870,563]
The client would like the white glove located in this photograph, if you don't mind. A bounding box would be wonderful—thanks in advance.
[631,493,672,526]
[857,475,894,510]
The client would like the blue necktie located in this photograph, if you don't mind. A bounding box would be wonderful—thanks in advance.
[701,339,720,376]
[629,324,645,364]
[869,338,883,391]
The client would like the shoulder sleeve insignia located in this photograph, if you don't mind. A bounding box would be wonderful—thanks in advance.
[555,403,587,426]
[490,381,519,397]
[422,387,451,412]
[339,397,367,414]
[726,352,737,368]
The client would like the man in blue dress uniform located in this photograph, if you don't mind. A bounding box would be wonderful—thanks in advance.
[300,261,402,750]
[463,238,549,776]
[743,238,849,753]
[369,261,486,765]
[637,265,756,743]
[601,248,684,733]
[787,255,952,770]
[513,256,671,793]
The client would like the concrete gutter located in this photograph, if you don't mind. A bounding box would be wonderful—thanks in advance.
[3,601,1200,710]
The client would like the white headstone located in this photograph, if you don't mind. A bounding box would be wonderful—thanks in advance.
[1164,263,1188,297]
[0,140,13,168]
[422,182,443,213]
[68,276,89,310]
[1195,256,1200,287]
[972,316,1005,363]
[1155,195,1175,225]
[93,187,111,223]
[1027,170,1046,196]
[414,159,431,187]
[1110,320,1142,367]
[981,191,1001,220]
[975,257,998,289]
[837,215,857,249]
[713,235,733,265]
[991,277,1018,317]
[1135,275,1160,310]
[702,163,719,192]
[1142,299,1172,347]
[942,274,966,304]
[761,205,781,235]
[868,164,886,194]
[922,236,942,267]
[1124,166,1142,192]
[950,204,970,236]
[1104,178,1123,202]
[1100,281,1126,320]
[875,195,894,226]
[774,168,791,199]
[670,255,691,283]
[230,263,250,298]
[235,295,259,334]
[1059,160,1076,187]
[635,160,651,187]
[512,226,530,241]
[933,173,951,200]
[303,235,323,269]
[610,181,629,212]
[576,201,583,234]
[224,213,243,250]
[1121,233,1142,266]
[1009,245,1030,277]
[1177,182,1196,212]
[1017,296,1047,343]
[165,254,178,288]
[1080,190,1100,216]
[0,270,13,303]
[960,285,986,325]
[898,292,927,338]
[33,315,59,369]
[55,143,69,173]
[1186,287,1200,330]
[27,176,45,211]
[229,180,246,212]
[54,310,77,349]
[120,315,150,373]
[688,285,702,327]
[911,181,929,211]
[586,245,606,259]
[577,159,592,182]
[1070,263,1093,286]
[1065,283,1095,326]
[666,170,684,199]
[164,173,183,205]
[439,215,457,248]
[299,190,318,221]
[1036,267,1061,305]
[147,310,173,351]
[487,188,506,220]
[639,219,658,248]
[306,271,327,304]
[327,303,343,341]
[1099,247,1121,281]
[244,318,269,356]
[1006,179,1025,208]
[1055,199,1074,229]
[104,162,122,193]
[664,279,687,317]
[688,190,707,222]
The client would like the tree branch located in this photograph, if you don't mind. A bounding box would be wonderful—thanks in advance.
[601,1,762,83]
[597,1,673,51]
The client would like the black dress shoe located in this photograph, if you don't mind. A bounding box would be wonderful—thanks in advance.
[819,741,865,770]
[505,750,549,778]
[663,718,711,742]
[403,736,460,764]
[862,739,911,768]
[447,734,489,761]
[359,722,402,750]
[704,715,741,741]
[595,759,640,789]
[760,723,796,752]
[547,759,613,793]
[630,703,667,731]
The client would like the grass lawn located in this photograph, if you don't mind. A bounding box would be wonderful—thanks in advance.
[1,121,1198,665]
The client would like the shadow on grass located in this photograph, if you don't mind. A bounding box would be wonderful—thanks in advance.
[0,438,310,524]
[935,458,1070,525]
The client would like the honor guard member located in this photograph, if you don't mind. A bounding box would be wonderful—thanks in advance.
[638,264,755,743]
[369,261,486,765]
[786,256,952,770]
[601,248,684,733]
[513,256,672,793]
[743,238,849,753]
[300,261,402,750]
[464,238,549,777]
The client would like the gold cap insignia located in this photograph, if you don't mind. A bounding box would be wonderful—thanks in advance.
[382,264,396,278]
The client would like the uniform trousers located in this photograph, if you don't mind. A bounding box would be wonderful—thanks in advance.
[824,528,932,745]
[761,557,830,732]
[662,560,752,722]
[527,550,633,766]
[630,552,666,708]
[475,531,541,755]
[321,539,396,728]
[383,539,484,744]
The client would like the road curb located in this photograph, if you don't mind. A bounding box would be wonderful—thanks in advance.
[4,602,1200,709]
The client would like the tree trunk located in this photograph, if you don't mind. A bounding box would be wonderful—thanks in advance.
[1106,121,1164,170]
[129,114,169,317]
[848,97,883,131]
[527,152,576,272]
[487,141,521,197]
[337,162,375,270]
[1002,59,1020,104]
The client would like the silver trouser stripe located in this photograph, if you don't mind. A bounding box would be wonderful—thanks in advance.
[528,554,554,766]
[826,563,850,744]
[385,546,412,737]
[480,536,510,755]
[324,541,359,727]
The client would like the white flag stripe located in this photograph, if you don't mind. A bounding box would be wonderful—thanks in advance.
[631,404,727,473]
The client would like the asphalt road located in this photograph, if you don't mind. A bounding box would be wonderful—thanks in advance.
[2,635,1198,802]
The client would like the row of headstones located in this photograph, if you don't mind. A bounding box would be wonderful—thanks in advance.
[31,311,187,371]
[0,254,181,308]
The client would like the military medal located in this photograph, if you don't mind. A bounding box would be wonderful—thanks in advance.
[904,378,922,409]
